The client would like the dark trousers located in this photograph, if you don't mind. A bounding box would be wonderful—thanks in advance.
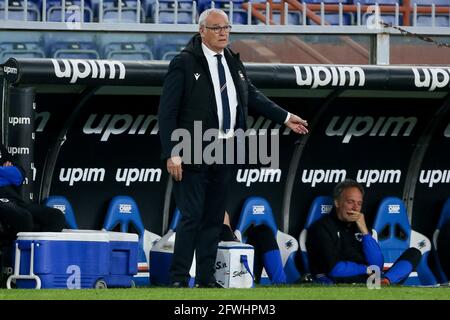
[170,164,231,285]
[0,199,66,241]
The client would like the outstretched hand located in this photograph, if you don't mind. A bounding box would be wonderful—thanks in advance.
[286,114,309,135]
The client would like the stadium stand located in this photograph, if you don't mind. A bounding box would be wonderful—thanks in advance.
[0,42,45,63]
[45,0,94,22]
[151,0,194,23]
[153,34,189,59]
[234,196,301,284]
[372,197,438,286]
[432,198,450,284]
[0,0,40,21]
[102,195,161,286]
[298,196,333,276]
[44,195,79,229]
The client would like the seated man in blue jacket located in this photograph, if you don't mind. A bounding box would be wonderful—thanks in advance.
[0,143,65,240]
[306,179,421,285]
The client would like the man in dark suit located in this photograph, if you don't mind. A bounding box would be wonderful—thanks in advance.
[158,8,308,288]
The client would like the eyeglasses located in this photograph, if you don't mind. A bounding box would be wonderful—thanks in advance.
[205,25,232,34]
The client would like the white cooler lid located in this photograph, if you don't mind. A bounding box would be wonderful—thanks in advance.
[16,232,109,242]
[62,229,138,242]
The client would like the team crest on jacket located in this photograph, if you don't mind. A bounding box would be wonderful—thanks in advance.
[238,70,245,80]
[194,73,200,80]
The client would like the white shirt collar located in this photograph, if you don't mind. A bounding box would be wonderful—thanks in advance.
[201,43,224,59]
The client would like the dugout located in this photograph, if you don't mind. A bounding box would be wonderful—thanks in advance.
[1,58,449,244]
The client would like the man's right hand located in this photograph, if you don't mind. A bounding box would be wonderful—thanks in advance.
[167,156,183,181]
[348,210,369,235]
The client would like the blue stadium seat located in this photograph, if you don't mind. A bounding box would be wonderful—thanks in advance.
[152,0,194,24]
[353,0,398,4]
[309,13,352,25]
[416,15,449,27]
[103,196,161,286]
[0,0,40,21]
[298,196,333,275]
[153,35,188,60]
[44,195,78,229]
[411,0,450,5]
[102,42,154,60]
[432,198,450,284]
[49,41,100,59]
[0,42,45,63]
[235,196,301,284]
[101,0,145,23]
[201,0,247,24]
[372,197,438,286]
[305,0,351,3]
[45,0,94,22]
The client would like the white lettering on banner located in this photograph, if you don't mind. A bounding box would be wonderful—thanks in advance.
[388,205,400,214]
[119,204,132,214]
[3,66,17,75]
[301,169,347,187]
[82,114,288,142]
[59,168,105,186]
[412,67,450,91]
[445,123,450,138]
[326,116,417,143]
[83,114,159,142]
[356,169,401,187]
[115,168,162,186]
[252,205,265,215]
[294,65,365,89]
[35,112,51,133]
[7,146,29,156]
[419,170,450,187]
[51,59,126,84]
[8,116,31,126]
[236,168,281,187]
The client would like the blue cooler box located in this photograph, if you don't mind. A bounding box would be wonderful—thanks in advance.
[104,231,138,288]
[8,231,138,289]
[62,229,139,288]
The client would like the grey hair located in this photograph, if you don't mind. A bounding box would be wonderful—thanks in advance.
[198,8,229,28]
[333,179,365,201]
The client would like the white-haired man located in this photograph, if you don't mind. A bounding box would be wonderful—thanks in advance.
[158,8,308,288]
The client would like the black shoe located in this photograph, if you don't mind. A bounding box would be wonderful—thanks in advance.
[171,281,189,288]
[195,282,222,288]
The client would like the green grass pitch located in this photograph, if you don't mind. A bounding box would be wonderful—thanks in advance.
[0,284,449,300]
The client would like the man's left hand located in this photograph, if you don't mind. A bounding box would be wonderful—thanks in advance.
[286,114,309,134]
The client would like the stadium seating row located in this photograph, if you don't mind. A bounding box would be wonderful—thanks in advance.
[0,36,189,62]
[44,194,450,286]
[1,0,449,26]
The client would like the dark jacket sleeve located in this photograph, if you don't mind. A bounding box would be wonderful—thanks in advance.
[158,54,186,160]
[246,77,288,125]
